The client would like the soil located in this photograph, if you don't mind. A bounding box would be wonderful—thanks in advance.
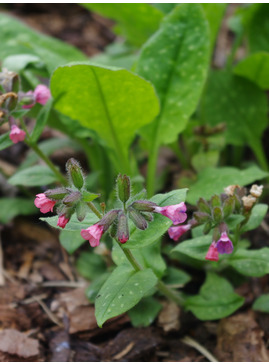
[0,4,269,362]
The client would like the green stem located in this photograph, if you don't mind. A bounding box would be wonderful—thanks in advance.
[87,201,102,219]
[147,141,159,197]
[116,240,184,306]
[20,119,67,186]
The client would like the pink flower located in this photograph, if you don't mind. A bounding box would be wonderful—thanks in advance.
[9,125,26,143]
[168,224,191,241]
[205,242,219,262]
[81,224,104,247]
[34,193,56,213]
[34,85,51,105]
[216,232,233,254]
[153,202,187,225]
[118,234,129,244]
[57,215,70,229]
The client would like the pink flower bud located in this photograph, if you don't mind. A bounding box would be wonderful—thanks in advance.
[153,202,187,225]
[57,215,70,229]
[21,91,36,109]
[9,125,26,143]
[216,232,233,254]
[81,224,104,247]
[34,84,51,105]
[168,224,191,241]
[34,193,56,214]
[205,241,219,262]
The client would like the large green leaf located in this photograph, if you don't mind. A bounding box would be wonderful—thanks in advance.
[201,70,268,154]
[0,13,86,73]
[59,230,85,254]
[186,165,268,205]
[51,63,160,170]
[95,265,158,327]
[76,251,107,280]
[83,4,163,47]
[8,165,58,186]
[137,4,210,147]
[228,248,269,277]
[233,52,269,90]
[128,296,162,327]
[185,272,244,320]
[0,198,36,224]
[124,188,188,249]
[253,294,269,313]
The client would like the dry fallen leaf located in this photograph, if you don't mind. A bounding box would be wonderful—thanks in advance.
[0,329,39,358]
[216,310,269,362]
[158,301,181,332]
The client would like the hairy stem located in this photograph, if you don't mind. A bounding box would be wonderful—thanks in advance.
[87,201,102,219]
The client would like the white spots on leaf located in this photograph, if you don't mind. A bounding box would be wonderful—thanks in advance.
[134,282,139,286]
[129,291,134,295]
[120,303,124,308]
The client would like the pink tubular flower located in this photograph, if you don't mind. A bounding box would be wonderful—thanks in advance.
[168,224,191,241]
[81,224,104,247]
[9,125,26,143]
[34,193,56,213]
[205,242,219,262]
[57,215,70,229]
[153,202,187,225]
[34,85,51,105]
[216,232,233,254]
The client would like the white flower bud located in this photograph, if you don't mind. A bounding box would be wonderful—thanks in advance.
[250,184,263,198]
[242,195,256,210]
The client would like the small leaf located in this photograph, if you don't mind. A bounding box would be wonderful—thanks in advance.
[185,272,244,320]
[8,165,58,186]
[0,132,13,151]
[95,265,158,327]
[186,166,268,205]
[59,230,85,254]
[85,272,110,303]
[30,98,53,142]
[0,198,36,224]
[228,248,269,277]
[76,251,106,280]
[253,294,269,313]
[163,267,191,287]
[241,204,268,233]
[233,52,269,90]
[41,213,98,231]
[82,191,100,202]
[172,235,212,261]
[128,297,162,327]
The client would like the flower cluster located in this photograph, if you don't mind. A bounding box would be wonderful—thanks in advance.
[0,68,51,144]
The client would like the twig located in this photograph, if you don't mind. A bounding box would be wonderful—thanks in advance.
[41,281,85,288]
[33,296,63,327]
[112,342,135,360]
[181,335,218,362]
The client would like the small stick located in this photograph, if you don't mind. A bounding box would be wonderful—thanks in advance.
[41,281,85,288]
[33,296,63,327]
[181,335,218,362]
[112,342,135,360]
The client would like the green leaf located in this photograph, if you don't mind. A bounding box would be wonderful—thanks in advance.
[186,166,268,205]
[51,64,160,167]
[228,248,269,277]
[82,191,100,202]
[0,132,13,151]
[241,204,268,233]
[201,70,268,153]
[163,267,191,287]
[234,52,269,90]
[95,265,158,327]
[85,272,110,303]
[2,54,42,73]
[137,4,210,146]
[201,4,227,53]
[172,235,212,261]
[154,4,176,14]
[185,272,244,320]
[41,213,98,231]
[191,150,219,173]
[30,98,53,143]
[128,297,162,327]
[245,4,269,53]
[0,14,86,73]
[123,189,187,249]
[76,251,107,280]
[0,198,36,224]
[83,4,163,47]
[226,214,245,230]
[59,230,85,254]
[253,294,269,313]
[8,165,58,186]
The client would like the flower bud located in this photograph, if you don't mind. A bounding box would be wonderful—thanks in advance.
[63,191,81,206]
[203,221,212,235]
[99,209,119,231]
[128,207,148,230]
[117,174,131,203]
[197,198,211,214]
[210,195,221,208]
[242,195,256,211]
[117,211,129,243]
[66,158,84,189]
[140,212,154,222]
[222,196,235,217]
[250,184,263,198]
[132,200,157,212]
[224,185,239,196]
[45,187,69,200]
[76,201,87,222]
[193,211,210,224]
[213,206,223,223]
